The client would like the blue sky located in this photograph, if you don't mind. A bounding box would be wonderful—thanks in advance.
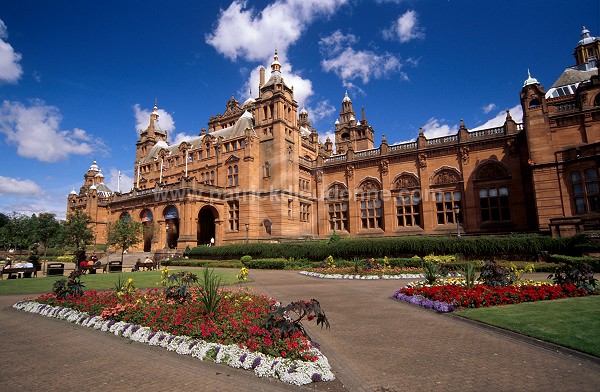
[0,0,598,219]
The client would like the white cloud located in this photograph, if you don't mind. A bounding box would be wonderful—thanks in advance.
[383,10,424,43]
[0,176,43,195]
[206,0,348,62]
[318,129,336,146]
[0,19,23,83]
[0,100,104,162]
[421,117,459,139]
[172,132,199,145]
[482,103,497,114]
[310,100,336,122]
[133,103,176,140]
[321,46,402,84]
[105,168,134,193]
[319,30,403,85]
[471,104,523,131]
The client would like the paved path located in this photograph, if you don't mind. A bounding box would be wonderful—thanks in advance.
[1,270,598,391]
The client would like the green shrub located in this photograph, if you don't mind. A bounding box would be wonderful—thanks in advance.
[244,258,287,269]
[548,254,600,271]
[161,259,242,268]
[240,255,252,265]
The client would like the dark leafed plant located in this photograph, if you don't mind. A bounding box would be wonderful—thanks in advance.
[548,263,597,293]
[479,260,516,287]
[165,271,198,302]
[263,299,329,341]
[53,270,85,299]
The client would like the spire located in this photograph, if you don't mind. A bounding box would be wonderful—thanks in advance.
[271,49,281,73]
[342,91,351,103]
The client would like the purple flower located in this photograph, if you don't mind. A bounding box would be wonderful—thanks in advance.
[188,340,198,350]
[239,353,247,363]
[251,357,262,369]
[147,332,156,340]
[392,292,455,312]
[311,373,323,382]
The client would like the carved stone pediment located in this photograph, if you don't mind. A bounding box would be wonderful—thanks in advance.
[432,169,461,185]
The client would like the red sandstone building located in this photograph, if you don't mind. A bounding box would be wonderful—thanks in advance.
[68,28,600,251]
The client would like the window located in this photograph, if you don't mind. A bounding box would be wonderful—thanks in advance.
[360,198,382,229]
[227,165,238,187]
[479,187,510,222]
[288,199,293,219]
[300,202,310,223]
[228,201,239,231]
[396,194,421,227]
[435,191,462,224]
[326,184,349,231]
[572,169,600,214]
[357,180,383,230]
[329,202,348,231]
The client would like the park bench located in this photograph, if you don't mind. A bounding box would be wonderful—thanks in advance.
[1,266,36,279]
[46,263,65,276]
[80,264,105,274]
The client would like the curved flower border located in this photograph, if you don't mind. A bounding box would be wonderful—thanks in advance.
[392,290,456,312]
[300,271,424,280]
[13,300,335,386]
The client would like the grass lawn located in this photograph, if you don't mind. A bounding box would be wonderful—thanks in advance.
[0,268,243,296]
[456,296,600,357]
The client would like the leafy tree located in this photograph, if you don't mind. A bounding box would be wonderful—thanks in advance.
[0,213,9,228]
[107,215,143,263]
[62,210,94,251]
[30,213,61,259]
[1,212,31,253]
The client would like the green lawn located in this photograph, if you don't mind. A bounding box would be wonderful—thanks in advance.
[0,268,242,296]
[456,296,600,357]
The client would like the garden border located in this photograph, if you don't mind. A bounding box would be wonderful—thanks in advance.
[12,300,335,386]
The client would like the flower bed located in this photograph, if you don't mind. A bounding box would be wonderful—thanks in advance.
[14,288,334,385]
[393,283,594,312]
[301,266,424,280]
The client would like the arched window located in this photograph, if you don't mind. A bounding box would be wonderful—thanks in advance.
[356,179,383,230]
[431,168,462,225]
[475,163,511,223]
[326,183,349,232]
[392,173,421,228]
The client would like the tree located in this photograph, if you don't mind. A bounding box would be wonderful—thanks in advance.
[30,213,61,259]
[62,210,94,251]
[107,215,144,264]
[2,212,31,254]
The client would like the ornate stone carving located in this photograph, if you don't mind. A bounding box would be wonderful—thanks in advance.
[346,164,354,179]
[380,159,389,175]
[316,170,323,184]
[432,169,461,185]
[459,146,470,164]
[418,153,427,168]
[393,174,419,190]
[476,163,508,180]
[327,183,348,199]
[359,179,380,193]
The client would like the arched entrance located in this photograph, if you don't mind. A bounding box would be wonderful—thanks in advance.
[140,209,154,252]
[197,206,217,246]
[164,205,179,249]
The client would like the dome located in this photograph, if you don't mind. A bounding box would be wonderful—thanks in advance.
[95,170,104,178]
[89,184,97,190]
[242,97,255,107]
[335,119,340,125]
[523,69,539,87]
[88,160,99,172]
[69,189,77,195]
[578,26,596,46]
[300,107,308,115]
[342,91,351,103]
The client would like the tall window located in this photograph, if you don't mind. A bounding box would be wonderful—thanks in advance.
[396,194,421,227]
[228,201,239,231]
[300,202,310,223]
[357,179,383,230]
[435,191,462,224]
[326,184,349,231]
[572,169,600,214]
[288,199,293,219]
[479,187,510,222]
[227,165,238,187]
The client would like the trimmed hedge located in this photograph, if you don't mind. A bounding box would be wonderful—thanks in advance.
[161,259,243,268]
[184,234,596,261]
[548,254,600,272]
[244,258,287,270]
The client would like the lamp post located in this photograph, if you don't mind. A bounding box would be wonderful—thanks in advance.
[165,223,169,249]
[245,223,249,244]
[453,205,461,238]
